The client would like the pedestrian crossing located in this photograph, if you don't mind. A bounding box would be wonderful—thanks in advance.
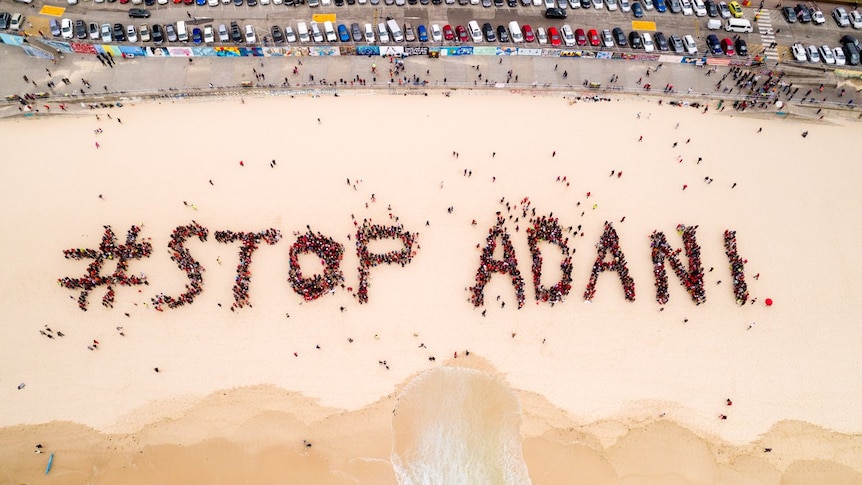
[756,8,779,62]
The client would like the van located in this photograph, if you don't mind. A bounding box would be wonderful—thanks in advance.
[378,22,389,43]
[843,43,860,66]
[297,21,310,42]
[707,18,722,29]
[724,18,752,33]
[386,19,403,42]
[508,21,523,42]
[176,20,188,41]
[467,20,483,42]
[323,20,336,41]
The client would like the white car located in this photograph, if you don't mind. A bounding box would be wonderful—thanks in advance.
[819,45,835,64]
[431,24,442,42]
[851,11,862,29]
[682,34,697,53]
[536,27,548,44]
[833,47,846,65]
[126,24,137,42]
[642,32,655,51]
[140,23,150,41]
[693,0,707,16]
[218,24,229,42]
[643,0,653,9]
[101,23,112,42]
[681,0,693,15]
[561,24,576,46]
[468,20,483,43]
[569,0,580,7]
[208,0,218,6]
[89,22,100,40]
[620,0,631,11]
[158,0,168,5]
[67,0,77,4]
[321,0,331,5]
[811,10,825,24]
[805,44,820,62]
[364,23,375,43]
[791,42,806,62]
[592,0,603,9]
[61,18,74,39]
[244,25,256,43]
[544,0,555,7]
[833,7,850,27]
[203,25,214,43]
[260,0,269,4]
[601,28,614,47]
[285,26,296,42]
[606,0,617,10]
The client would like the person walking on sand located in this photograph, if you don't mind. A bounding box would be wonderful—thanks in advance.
[95,142,100,149]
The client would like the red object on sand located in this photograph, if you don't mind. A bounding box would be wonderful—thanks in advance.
[765,298,773,306]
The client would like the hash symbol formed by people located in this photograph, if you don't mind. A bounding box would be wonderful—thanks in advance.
[58,225,152,311]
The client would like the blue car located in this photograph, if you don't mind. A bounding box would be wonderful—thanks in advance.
[337,24,349,42]
[196,0,206,5]
[706,34,721,54]
[193,27,202,44]
[655,0,667,11]
[417,24,428,42]
[632,1,644,16]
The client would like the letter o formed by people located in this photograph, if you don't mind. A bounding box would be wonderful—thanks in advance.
[288,232,345,301]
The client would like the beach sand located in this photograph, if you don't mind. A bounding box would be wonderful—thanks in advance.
[1,91,861,483]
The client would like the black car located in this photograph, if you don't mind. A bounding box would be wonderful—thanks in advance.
[0,12,10,30]
[581,0,591,7]
[507,0,517,6]
[497,25,509,42]
[545,7,567,18]
[841,34,861,51]
[75,19,87,39]
[271,25,284,43]
[654,31,669,51]
[234,0,243,6]
[494,0,503,6]
[335,0,343,5]
[612,27,627,46]
[247,0,257,5]
[482,22,496,42]
[113,23,126,41]
[781,6,796,22]
[230,21,242,42]
[145,0,155,5]
[151,23,164,43]
[128,8,150,19]
[351,22,362,41]
[628,31,642,49]
[795,3,811,22]
[735,38,748,56]
[705,0,718,16]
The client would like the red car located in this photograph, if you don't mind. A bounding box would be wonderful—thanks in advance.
[523,24,535,42]
[575,28,587,46]
[443,24,454,41]
[456,25,468,43]
[721,37,735,55]
[548,27,561,46]
[587,29,600,46]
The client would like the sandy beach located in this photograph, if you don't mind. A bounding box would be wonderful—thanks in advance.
[2,88,862,483]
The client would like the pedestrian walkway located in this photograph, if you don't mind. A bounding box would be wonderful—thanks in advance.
[756,9,779,62]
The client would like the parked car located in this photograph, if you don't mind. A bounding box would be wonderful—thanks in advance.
[718,1,730,18]
[496,25,508,42]
[89,22,99,40]
[405,22,416,41]
[61,18,74,39]
[192,27,202,44]
[545,7,567,18]
[734,37,747,56]
[601,28,614,47]
[681,0,693,15]
[0,12,10,30]
[790,42,806,61]
[805,44,820,62]
[575,27,586,45]
[642,31,654,51]
[350,23,362,42]
[632,2,643,17]
[706,34,721,54]
[285,26,296,43]
[683,33,698,53]
[113,23,126,41]
[166,23,178,42]
[229,21,241,42]
[820,45,835,63]
[75,19,87,39]
[548,26,561,45]
[629,31,642,48]
[782,6,797,22]
[705,0,718,16]
[720,37,734,54]
[728,0,742,17]
[851,10,862,29]
[795,3,812,22]
[218,24,229,42]
[443,24,454,41]
[456,24,468,42]
[431,24,442,42]
[537,27,548,44]
[337,23,349,42]
[524,24,535,42]
[244,24,256,43]
[833,47,846,65]
[481,22,495,42]
[271,25,284,43]
[654,31,669,51]
[49,18,61,36]
[587,28,599,46]
[669,34,684,52]
[655,0,666,12]
[833,7,850,27]
[612,27,627,46]
[812,10,825,24]
[561,24,575,46]
[152,23,164,43]
[127,24,138,42]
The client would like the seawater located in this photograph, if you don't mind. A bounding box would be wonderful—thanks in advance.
[391,367,532,485]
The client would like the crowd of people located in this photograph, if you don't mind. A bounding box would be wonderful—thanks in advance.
[289,231,345,302]
[469,217,526,309]
[151,222,209,311]
[59,225,152,311]
[724,230,749,305]
[650,225,706,305]
[215,229,282,310]
[583,222,636,302]
[354,222,417,304]
[526,216,573,306]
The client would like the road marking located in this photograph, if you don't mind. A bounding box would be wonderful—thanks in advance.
[756,8,778,61]
[39,5,66,17]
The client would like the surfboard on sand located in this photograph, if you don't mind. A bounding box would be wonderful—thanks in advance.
[45,452,54,475]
